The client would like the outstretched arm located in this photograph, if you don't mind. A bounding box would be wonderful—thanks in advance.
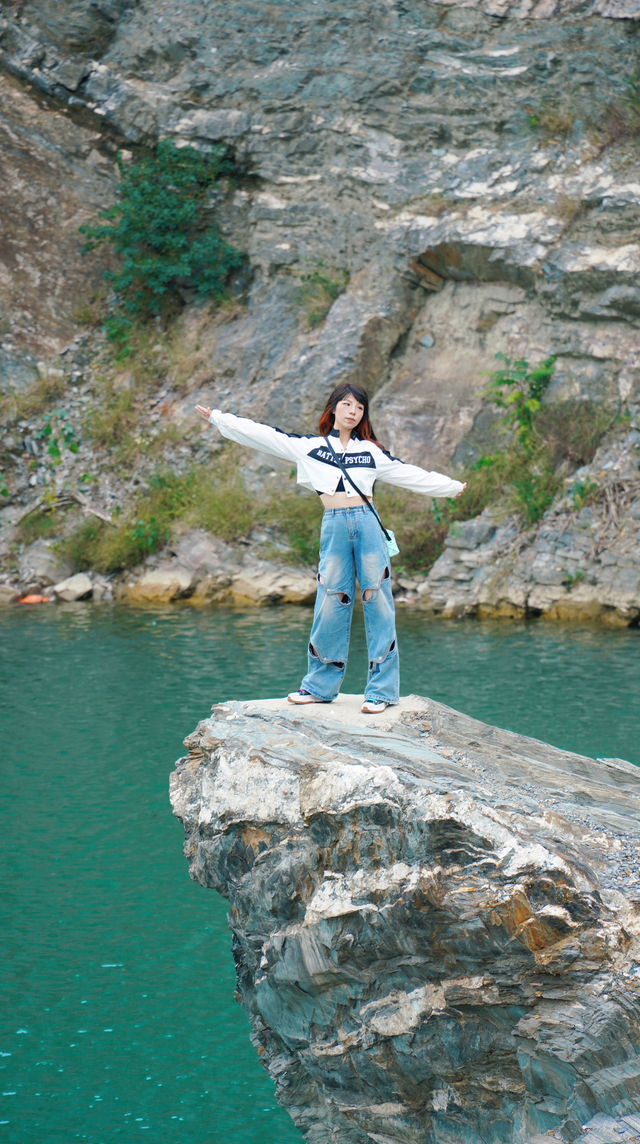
[374,445,466,498]
[195,405,303,464]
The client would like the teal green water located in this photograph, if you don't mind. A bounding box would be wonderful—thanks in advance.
[1,604,639,1144]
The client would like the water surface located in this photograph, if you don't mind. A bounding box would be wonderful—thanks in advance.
[1,604,638,1144]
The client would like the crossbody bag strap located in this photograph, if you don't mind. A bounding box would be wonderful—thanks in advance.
[323,436,392,541]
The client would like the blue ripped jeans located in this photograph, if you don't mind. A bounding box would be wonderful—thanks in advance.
[300,506,399,704]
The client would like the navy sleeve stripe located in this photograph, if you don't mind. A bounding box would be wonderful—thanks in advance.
[273,426,316,440]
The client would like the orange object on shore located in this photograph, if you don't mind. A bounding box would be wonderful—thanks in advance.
[18,594,50,604]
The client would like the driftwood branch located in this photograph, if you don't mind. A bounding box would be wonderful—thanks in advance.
[16,491,114,526]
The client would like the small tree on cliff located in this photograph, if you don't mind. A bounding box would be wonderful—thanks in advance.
[80,139,242,350]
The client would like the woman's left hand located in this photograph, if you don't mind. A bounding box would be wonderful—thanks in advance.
[454,482,467,498]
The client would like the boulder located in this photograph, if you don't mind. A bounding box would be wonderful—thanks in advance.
[171,695,640,1144]
[231,562,315,605]
[118,563,195,604]
[51,572,93,601]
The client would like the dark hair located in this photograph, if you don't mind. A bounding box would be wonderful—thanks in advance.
[318,383,383,447]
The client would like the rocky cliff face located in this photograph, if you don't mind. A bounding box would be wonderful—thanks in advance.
[171,695,640,1144]
[1,0,640,611]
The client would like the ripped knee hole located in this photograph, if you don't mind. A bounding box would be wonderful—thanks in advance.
[317,573,351,605]
[369,639,397,670]
[309,642,345,669]
[363,566,390,602]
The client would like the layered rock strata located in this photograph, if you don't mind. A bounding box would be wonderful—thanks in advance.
[171,695,640,1144]
[2,0,640,448]
[2,0,640,614]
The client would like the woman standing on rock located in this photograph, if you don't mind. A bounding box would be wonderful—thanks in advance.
[195,384,465,713]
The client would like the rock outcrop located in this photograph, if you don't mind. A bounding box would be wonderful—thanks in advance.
[171,695,640,1144]
[2,0,640,613]
[2,0,640,444]
[115,529,316,605]
[420,429,640,625]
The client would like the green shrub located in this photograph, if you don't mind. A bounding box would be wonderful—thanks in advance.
[484,353,556,453]
[570,478,599,510]
[510,463,561,525]
[80,139,242,350]
[375,487,450,574]
[180,465,257,541]
[59,449,259,573]
[62,518,148,574]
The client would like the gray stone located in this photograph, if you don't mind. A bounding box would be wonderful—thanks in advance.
[171,694,640,1144]
[173,108,251,141]
[51,571,93,601]
[18,540,74,588]
[446,516,497,550]
[230,561,315,606]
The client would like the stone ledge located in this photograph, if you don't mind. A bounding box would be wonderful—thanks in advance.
[171,693,640,1144]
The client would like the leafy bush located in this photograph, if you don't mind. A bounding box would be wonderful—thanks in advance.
[484,353,556,453]
[80,139,242,349]
[36,410,79,464]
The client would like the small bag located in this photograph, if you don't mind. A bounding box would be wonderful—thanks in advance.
[324,437,400,559]
[385,529,400,559]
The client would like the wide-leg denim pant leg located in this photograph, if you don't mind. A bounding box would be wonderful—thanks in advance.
[300,510,356,701]
[353,511,399,704]
[300,507,399,704]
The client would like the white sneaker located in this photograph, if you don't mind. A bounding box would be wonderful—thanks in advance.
[361,700,388,714]
[287,689,327,705]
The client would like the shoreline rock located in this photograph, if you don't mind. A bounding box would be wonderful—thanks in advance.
[170,694,640,1144]
[419,433,640,628]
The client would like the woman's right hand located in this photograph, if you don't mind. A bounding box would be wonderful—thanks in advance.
[195,405,212,421]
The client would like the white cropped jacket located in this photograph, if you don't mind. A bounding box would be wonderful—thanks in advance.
[208,410,465,499]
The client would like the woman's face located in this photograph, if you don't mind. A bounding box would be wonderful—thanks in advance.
[333,393,365,434]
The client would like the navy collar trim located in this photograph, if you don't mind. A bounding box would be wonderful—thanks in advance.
[328,427,357,440]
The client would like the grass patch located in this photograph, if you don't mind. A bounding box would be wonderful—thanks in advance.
[59,446,260,573]
[83,380,140,463]
[526,101,576,142]
[293,261,350,328]
[17,507,66,544]
[0,369,67,426]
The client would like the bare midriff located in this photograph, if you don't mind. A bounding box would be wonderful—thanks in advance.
[319,491,371,509]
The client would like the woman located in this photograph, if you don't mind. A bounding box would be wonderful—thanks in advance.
[195,384,465,714]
